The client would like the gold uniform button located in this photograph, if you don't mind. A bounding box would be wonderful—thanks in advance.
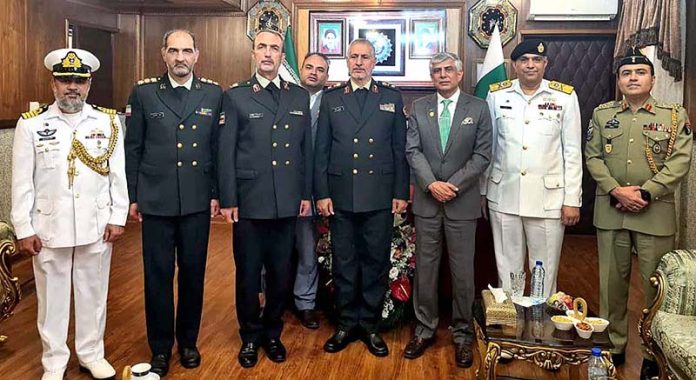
[285,160,290,165]
[369,170,374,175]
[627,160,632,164]
[273,142,278,148]
[629,138,634,143]
[177,143,183,149]
[193,143,198,148]
[521,170,527,176]
[192,161,198,167]
[285,143,290,148]
[368,138,374,144]
[44,147,49,152]
[352,169,358,175]
[353,138,359,143]
[272,160,277,166]
[522,146,528,150]
[273,125,277,130]
[632,118,637,122]
[177,161,183,167]
[626,182,631,185]
[353,153,359,159]
[179,124,185,130]
[525,120,530,125]
[284,124,289,129]
[527,100,532,105]
[192,125,197,130]
[369,154,374,159]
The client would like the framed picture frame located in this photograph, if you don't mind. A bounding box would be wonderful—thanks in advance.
[410,18,443,59]
[304,8,453,88]
[315,20,345,58]
[349,19,406,76]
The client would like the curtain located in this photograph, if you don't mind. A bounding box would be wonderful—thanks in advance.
[614,0,682,81]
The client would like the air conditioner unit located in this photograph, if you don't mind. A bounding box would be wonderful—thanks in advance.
[528,0,619,21]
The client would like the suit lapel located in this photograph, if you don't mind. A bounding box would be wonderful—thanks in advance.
[179,76,207,121]
[273,79,291,124]
[425,95,443,158]
[156,74,182,118]
[443,95,469,156]
[340,86,361,125]
[249,76,278,114]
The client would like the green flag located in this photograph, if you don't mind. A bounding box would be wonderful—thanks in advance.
[474,24,507,99]
[280,26,300,84]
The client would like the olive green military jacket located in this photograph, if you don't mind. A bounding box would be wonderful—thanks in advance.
[585,97,692,236]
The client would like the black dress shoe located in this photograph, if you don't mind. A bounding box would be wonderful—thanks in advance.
[262,338,287,363]
[641,359,659,380]
[455,343,474,368]
[238,342,259,368]
[362,332,389,357]
[403,336,435,359]
[298,309,320,329]
[324,328,358,353]
[179,346,201,369]
[150,353,170,377]
[612,353,625,366]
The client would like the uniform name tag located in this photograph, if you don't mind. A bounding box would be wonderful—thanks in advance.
[379,103,395,113]
[462,117,474,125]
[499,105,512,110]
[332,106,344,113]
[289,110,304,116]
[249,113,263,119]
[149,112,164,119]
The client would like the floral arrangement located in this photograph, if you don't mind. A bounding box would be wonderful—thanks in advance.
[315,212,417,329]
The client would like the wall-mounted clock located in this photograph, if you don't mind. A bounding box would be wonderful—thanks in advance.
[468,0,518,49]
[247,0,290,40]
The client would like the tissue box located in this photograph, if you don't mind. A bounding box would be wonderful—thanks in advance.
[482,290,517,328]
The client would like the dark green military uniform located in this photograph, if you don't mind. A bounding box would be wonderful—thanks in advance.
[585,97,692,355]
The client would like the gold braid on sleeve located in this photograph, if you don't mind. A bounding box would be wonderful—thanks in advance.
[67,114,119,188]
[644,106,678,175]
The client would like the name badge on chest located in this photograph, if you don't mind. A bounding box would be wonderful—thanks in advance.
[249,113,264,119]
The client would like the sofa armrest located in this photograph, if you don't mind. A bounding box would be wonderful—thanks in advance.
[0,221,21,327]
[656,249,696,316]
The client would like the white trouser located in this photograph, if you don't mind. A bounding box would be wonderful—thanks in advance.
[489,210,565,298]
[32,239,112,373]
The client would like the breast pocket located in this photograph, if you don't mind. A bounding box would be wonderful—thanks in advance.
[643,130,672,163]
[33,198,54,242]
[34,144,58,169]
[538,111,562,136]
[599,128,625,156]
[496,111,516,136]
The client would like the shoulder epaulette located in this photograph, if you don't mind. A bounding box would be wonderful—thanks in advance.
[230,80,251,89]
[200,77,220,86]
[655,102,682,110]
[548,81,574,94]
[21,104,49,119]
[489,80,512,93]
[597,101,619,110]
[95,106,117,115]
[325,82,348,93]
[377,80,397,89]
[137,77,160,86]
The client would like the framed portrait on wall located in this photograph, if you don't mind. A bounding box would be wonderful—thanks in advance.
[349,19,406,76]
[316,20,345,57]
[410,19,443,59]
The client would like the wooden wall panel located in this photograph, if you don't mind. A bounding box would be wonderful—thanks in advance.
[684,0,696,121]
[140,15,252,89]
[113,14,141,110]
[0,0,123,122]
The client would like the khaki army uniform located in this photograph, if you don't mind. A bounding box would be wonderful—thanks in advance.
[585,96,692,355]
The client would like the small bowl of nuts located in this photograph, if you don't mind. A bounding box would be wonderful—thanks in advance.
[574,321,594,339]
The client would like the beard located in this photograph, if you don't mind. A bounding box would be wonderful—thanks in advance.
[170,63,192,78]
[56,94,86,113]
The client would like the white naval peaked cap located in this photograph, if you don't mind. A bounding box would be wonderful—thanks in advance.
[43,48,100,77]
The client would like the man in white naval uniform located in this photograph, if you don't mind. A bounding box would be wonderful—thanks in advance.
[482,39,582,297]
[11,48,128,380]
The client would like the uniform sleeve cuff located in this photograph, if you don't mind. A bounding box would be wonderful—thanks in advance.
[14,222,36,240]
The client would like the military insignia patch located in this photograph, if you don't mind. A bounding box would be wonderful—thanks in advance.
[196,108,213,117]
[652,143,662,154]
[538,102,562,111]
[289,110,304,116]
[283,82,289,91]
[125,104,132,117]
[252,84,261,93]
[685,119,692,135]
[371,84,378,93]
[149,112,164,119]
[586,121,594,141]
[86,129,107,139]
[219,112,225,125]
[344,86,350,95]
[37,128,57,138]
[604,144,613,154]
[605,118,620,129]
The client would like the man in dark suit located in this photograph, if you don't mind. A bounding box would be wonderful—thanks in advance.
[294,52,330,329]
[218,29,312,368]
[125,29,222,377]
[314,39,409,357]
[403,52,491,367]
